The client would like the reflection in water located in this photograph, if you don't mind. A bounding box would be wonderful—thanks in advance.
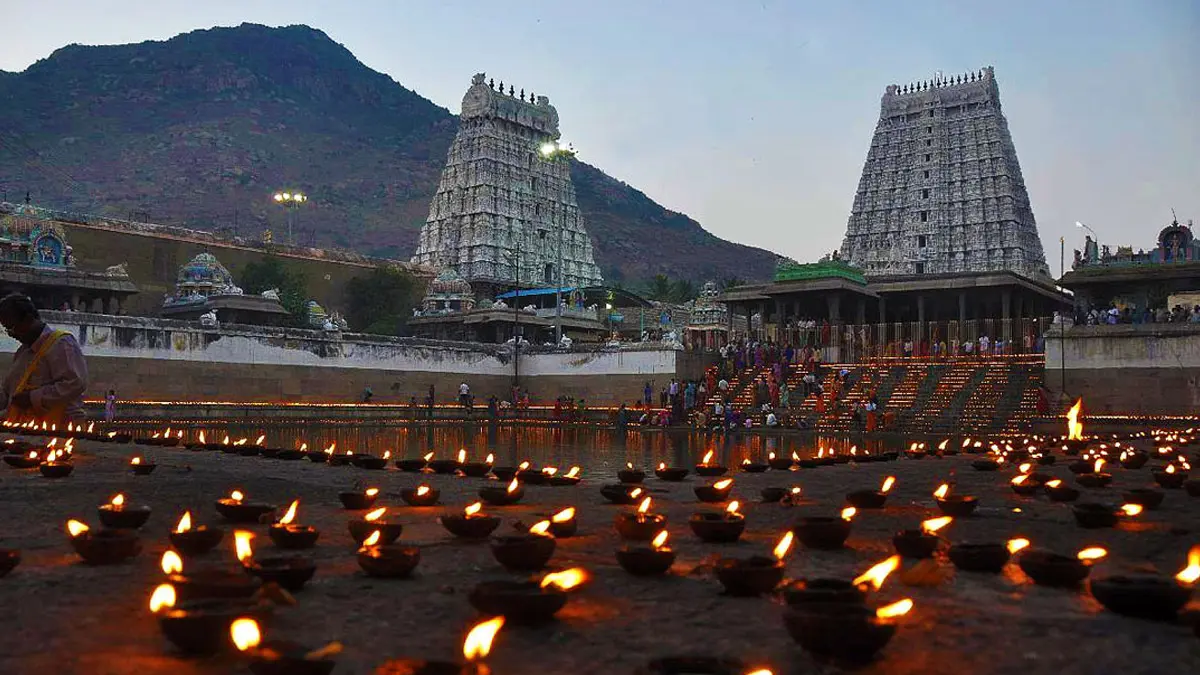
[123,422,909,473]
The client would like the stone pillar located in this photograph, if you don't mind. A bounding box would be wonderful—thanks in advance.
[917,294,926,325]
[878,297,887,323]
[856,298,866,326]
[1001,289,1012,320]
[958,292,967,323]
[827,294,842,324]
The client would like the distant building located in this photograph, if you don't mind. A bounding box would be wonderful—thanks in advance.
[161,252,290,326]
[411,73,603,298]
[840,67,1050,281]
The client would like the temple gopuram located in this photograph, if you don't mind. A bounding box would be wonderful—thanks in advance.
[0,202,138,312]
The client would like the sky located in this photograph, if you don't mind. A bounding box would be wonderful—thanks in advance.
[2,0,1197,273]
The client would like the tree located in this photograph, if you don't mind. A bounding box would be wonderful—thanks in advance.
[647,274,673,302]
[719,276,746,292]
[670,278,697,303]
[344,266,419,335]
[239,255,309,326]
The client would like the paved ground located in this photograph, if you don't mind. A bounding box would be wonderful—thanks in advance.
[0,433,1197,675]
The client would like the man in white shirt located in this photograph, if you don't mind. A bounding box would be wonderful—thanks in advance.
[459,382,471,408]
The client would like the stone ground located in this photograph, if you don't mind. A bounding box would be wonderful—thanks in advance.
[0,435,1198,675]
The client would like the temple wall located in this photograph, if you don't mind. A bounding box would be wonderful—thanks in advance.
[1044,324,1200,413]
[0,312,683,405]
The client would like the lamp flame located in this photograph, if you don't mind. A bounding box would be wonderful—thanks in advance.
[853,554,901,590]
[1175,545,1200,585]
[528,520,552,537]
[199,431,206,444]
[1045,479,1063,488]
[149,584,176,613]
[841,506,857,521]
[630,488,643,499]
[1120,504,1143,517]
[423,452,434,461]
[161,550,184,575]
[230,490,244,503]
[457,449,467,464]
[1093,459,1105,473]
[881,476,896,493]
[773,531,795,560]
[66,519,89,537]
[111,493,125,508]
[234,530,255,562]
[876,598,914,619]
[1067,399,1083,440]
[626,462,634,469]
[464,502,482,517]
[921,516,953,534]
[552,507,575,523]
[657,462,666,470]
[701,450,714,465]
[365,488,379,497]
[519,461,530,470]
[713,478,733,490]
[486,453,495,464]
[934,484,950,499]
[1077,547,1108,562]
[506,477,519,494]
[131,457,142,466]
[1007,538,1030,554]
[416,485,431,497]
[230,618,262,652]
[254,435,265,446]
[364,507,386,522]
[540,567,588,591]
[363,530,382,547]
[726,500,740,515]
[279,500,299,525]
[1012,475,1029,485]
[637,497,652,514]
[174,511,194,534]
[383,450,391,460]
[1018,462,1032,474]
[652,530,670,550]
[565,466,580,478]
[463,617,505,662]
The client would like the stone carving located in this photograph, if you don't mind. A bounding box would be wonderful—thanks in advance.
[261,288,281,301]
[199,309,219,327]
[165,252,244,306]
[841,67,1051,280]
[416,268,476,316]
[105,262,130,277]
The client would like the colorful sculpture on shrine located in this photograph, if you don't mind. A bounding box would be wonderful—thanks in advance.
[0,203,76,268]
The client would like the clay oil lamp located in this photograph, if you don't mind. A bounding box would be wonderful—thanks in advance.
[349,507,404,545]
[479,477,524,506]
[548,507,577,538]
[151,586,272,656]
[1088,547,1198,621]
[694,477,735,503]
[1019,546,1106,587]
[66,518,141,565]
[601,483,645,505]
[694,450,727,477]
[937,438,958,457]
[548,465,582,486]
[1070,502,1120,529]
[130,455,157,475]
[356,529,422,579]
[39,447,73,478]
[339,486,380,510]
[793,506,855,550]
[654,461,689,482]
[689,501,746,543]
[1123,487,1165,510]
[441,502,501,539]
[235,438,260,457]
[237,530,317,591]
[396,483,438,507]
[617,529,676,576]
[216,490,277,524]
[328,448,356,467]
[847,475,895,509]
[1044,479,1081,502]
[616,496,667,541]
[492,460,528,482]
[490,524,557,571]
[933,483,977,517]
[1033,449,1056,466]
[268,500,320,549]
[469,567,588,624]
[373,616,505,675]
[97,492,152,529]
[798,448,827,469]
[519,465,549,486]
[3,438,34,454]
[160,550,261,603]
[971,456,1002,472]
[1153,463,1187,489]
[397,451,433,472]
[893,516,952,559]
[1062,399,1088,453]
[949,537,1029,574]
[220,436,241,454]
[714,531,792,596]
[783,598,912,666]
[461,452,495,478]
[784,555,898,608]
[760,486,796,503]
[619,462,646,484]
[428,450,465,475]
[1119,449,1148,470]
[4,449,41,469]
[170,511,225,556]
[741,457,768,473]
[767,450,793,471]
[232,618,341,675]
[905,441,927,460]
[0,548,20,577]
[353,450,390,470]
[306,443,333,463]
[1076,458,1113,488]
[1010,473,1041,496]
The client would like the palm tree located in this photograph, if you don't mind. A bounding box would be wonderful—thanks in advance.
[647,274,673,301]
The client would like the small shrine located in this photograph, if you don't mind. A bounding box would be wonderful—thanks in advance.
[416,268,477,316]
[161,252,290,326]
[686,281,730,350]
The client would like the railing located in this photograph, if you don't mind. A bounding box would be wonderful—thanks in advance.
[533,306,600,321]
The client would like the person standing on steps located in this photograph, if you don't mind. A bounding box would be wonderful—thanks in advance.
[104,389,117,422]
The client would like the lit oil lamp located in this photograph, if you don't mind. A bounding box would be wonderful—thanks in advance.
[618,462,645,484]
[601,483,645,505]
[357,529,421,579]
[798,448,827,469]
[469,567,589,624]
[892,516,952,559]
[783,597,912,666]
[970,455,1002,472]
[5,449,41,469]
[689,500,746,543]
[492,460,531,482]
[760,486,790,503]
[307,442,334,463]
[694,450,727,477]
[220,436,240,455]
[130,455,157,475]
[66,518,141,565]
[694,477,735,503]
[372,616,504,674]
[547,507,577,538]
[428,450,465,475]
[783,555,899,608]
[654,461,689,482]
[1119,448,1148,470]
[1063,399,1088,454]
[714,531,792,596]
[237,530,317,592]
[617,529,676,576]
[339,486,380,510]
[548,465,582,486]
[39,447,73,478]
[615,496,667,541]
[1018,546,1106,587]
[846,475,895,509]
[238,436,263,457]
[461,452,495,478]
[490,526,557,571]
[521,465,552,486]
[161,549,261,603]
[215,489,277,524]
[396,451,434,473]
[349,507,404,545]
[152,586,272,656]
[441,502,501,539]
[232,617,341,675]
[402,483,441,507]
[1043,478,1081,502]
[479,477,524,506]
[1076,458,1113,488]
[933,483,977,517]
[741,457,768,473]
[792,507,855,550]
[1122,487,1165,510]
[1071,502,1139,529]
[948,537,1029,574]
[268,500,320,549]
[169,510,226,556]
[352,451,389,470]
[97,492,152,529]
[0,548,19,578]
[1010,473,1041,496]
[767,450,793,471]
[905,441,927,460]
[328,448,357,467]
[1088,545,1198,621]
[1153,463,1187,489]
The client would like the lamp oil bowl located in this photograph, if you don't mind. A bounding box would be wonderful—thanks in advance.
[306,448,330,463]
[767,453,794,471]
[427,458,462,475]
[545,508,578,538]
[67,524,142,565]
[130,458,157,475]
[615,511,667,542]
[638,656,745,675]
[1153,467,1187,489]
[243,556,317,591]
[1120,451,1149,470]
[694,451,727,477]
[1018,550,1094,588]
[468,579,569,624]
[783,603,901,667]
[693,479,734,504]
[0,549,21,578]
[357,542,421,579]
[948,543,1011,573]
[3,453,40,469]
[892,529,940,559]
[215,492,276,524]
[327,451,355,467]
[170,513,225,557]
[39,459,73,478]
[793,515,852,550]
[1123,488,1165,510]
[618,466,646,484]
[461,461,493,478]
[741,459,768,473]
[491,465,521,481]
[1072,503,1119,529]
[760,487,788,503]
[1044,481,1081,502]
[935,495,978,517]
[396,457,429,473]
[97,494,151,530]
[402,485,441,507]
[601,483,645,505]
[157,599,271,655]
[1010,474,1042,496]
[352,454,389,470]
[782,578,867,608]
[845,487,889,509]
[689,508,746,544]
[268,524,320,550]
[1076,472,1113,489]
[490,533,556,571]
[1089,575,1193,621]
[166,563,262,603]
[479,479,524,506]
[348,510,404,545]
[441,504,501,539]
[617,540,676,576]
[971,458,1001,472]
[654,465,689,482]
[1068,459,1094,475]
[714,556,785,596]
[245,640,337,675]
[339,488,380,511]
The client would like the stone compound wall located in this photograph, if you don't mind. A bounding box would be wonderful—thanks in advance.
[0,312,681,405]
[1044,323,1200,414]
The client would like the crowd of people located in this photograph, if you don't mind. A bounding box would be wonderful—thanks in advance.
[1077,304,1200,325]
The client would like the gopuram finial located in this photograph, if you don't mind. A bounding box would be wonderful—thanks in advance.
[508,85,514,96]
[489,78,495,89]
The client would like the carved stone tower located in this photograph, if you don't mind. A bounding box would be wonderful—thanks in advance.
[411,73,603,294]
[839,67,1050,280]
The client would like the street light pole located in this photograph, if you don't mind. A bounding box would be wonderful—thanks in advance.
[538,139,575,346]
[273,191,307,244]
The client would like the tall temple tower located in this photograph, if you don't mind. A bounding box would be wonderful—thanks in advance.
[839,67,1049,280]
[411,73,603,295]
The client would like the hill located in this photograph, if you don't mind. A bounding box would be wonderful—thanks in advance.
[0,23,781,285]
